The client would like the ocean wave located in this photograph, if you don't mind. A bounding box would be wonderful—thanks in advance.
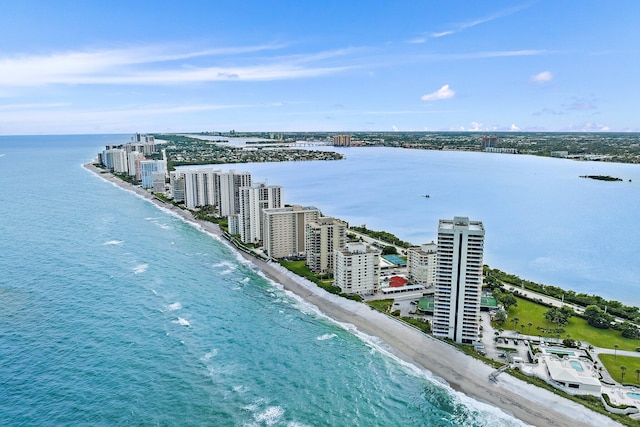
[133,264,148,274]
[167,302,182,311]
[316,333,337,341]
[173,317,190,327]
[200,348,218,361]
[252,405,285,426]
[103,240,124,245]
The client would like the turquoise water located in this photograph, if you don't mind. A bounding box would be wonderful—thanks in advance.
[570,361,584,372]
[628,393,640,400]
[0,135,523,426]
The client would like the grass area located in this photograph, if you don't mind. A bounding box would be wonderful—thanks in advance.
[279,260,318,283]
[503,296,640,351]
[367,299,393,313]
[599,354,640,385]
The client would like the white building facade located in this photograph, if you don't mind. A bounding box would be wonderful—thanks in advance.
[433,217,484,344]
[216,170,252,217]
[238,183,283,244]
[180,167,219,209]
[407,242,437,287]
[334,242,380,295]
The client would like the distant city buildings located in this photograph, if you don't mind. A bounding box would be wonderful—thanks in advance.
[432,216,484,344]
[407,242,437,287]
[333,135,351,147]
[305,217,347,274]
[334,242,380,295]
[481,135,499,149]
[262,205,321,259]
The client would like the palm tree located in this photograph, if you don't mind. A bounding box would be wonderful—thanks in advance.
[520,324,525,334]
[621,366,627,383]
[614,344,619,361]
[511,317,520,332]
[527,322,533,335]
[635,368,640,383]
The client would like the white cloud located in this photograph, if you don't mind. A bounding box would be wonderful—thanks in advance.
[531,71,553,83]
[421,84,455,101]
[511,123,520,131]
[392,125,399,131]
[0,45,353,87]
[470,121,482,131]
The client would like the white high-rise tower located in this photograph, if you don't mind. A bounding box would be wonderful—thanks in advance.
[432,217,484,344]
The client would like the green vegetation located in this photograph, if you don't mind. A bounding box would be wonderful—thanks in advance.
[485,266,640,322]
[367,299,394,313]
[381,245,397,255]
[400,316,431,334]
[505,297,640,350]
[599,354,640,385]
[278,260,362,301]
[580,175,623,182]
[350,225,411,248]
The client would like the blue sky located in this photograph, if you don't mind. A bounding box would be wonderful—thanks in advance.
[1,1,639,134]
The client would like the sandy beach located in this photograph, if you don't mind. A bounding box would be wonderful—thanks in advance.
[84,162,622,427]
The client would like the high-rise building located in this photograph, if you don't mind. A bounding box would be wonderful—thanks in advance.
[140,160,166,190]
[216,170,252,217]
[305,217,347,274]
[169,171,185,202]
[432,217,484,344]
[407,242,437,287]
[334,242,380,295]
[238,183,283,244]
[333,135,351,146]
[180,167,219,209]
[262,205,321,259]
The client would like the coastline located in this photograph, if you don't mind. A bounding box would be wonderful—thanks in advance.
[83,162,622,427]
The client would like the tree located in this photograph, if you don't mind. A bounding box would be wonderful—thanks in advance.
[584,305,613,329]
[620,321,640,339]
[520,324,525,334]
[511,317,520,331]
[382,245,397,255]
[527,322,533,335]
[614,344,619,361]
[621,366,627,383]
[635,368,640,383]
[493,309,507,325]
[498,293,518,311]
[544,307,573,326]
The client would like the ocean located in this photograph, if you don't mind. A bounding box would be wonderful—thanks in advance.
[0,136,527,426]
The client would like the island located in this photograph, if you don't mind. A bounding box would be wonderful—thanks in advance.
[580,175,624,182]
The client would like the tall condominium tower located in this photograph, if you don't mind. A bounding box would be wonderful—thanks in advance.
[238,183,283,244]
[432,217,484,344]
[305,217,347,274]
[262,205,321,259]
[216,170,252,217]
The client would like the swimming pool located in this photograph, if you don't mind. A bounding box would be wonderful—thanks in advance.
[569,360,584,372]
[628,392,640,400]
[543,348,576,357]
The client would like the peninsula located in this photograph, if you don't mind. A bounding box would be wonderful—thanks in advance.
[84,160,623,427]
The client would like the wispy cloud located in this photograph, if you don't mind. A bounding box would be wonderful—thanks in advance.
[0,44,353,87]
[531,70,553,83]
[410,3,530,42]
[421,84,455,101]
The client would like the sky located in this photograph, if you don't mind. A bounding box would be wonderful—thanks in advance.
[1,0,639,135]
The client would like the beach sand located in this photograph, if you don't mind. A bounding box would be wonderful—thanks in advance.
[85,162,623,427]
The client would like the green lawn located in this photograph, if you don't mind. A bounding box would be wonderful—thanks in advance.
[367,299,393,313]
[599,354,640,385]
[503,296,640,351]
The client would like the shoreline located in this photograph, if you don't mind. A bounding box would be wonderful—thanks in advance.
[83,162,622,427]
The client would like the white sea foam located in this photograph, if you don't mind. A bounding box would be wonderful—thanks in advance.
[241,277,250,283]
[200,348,218,361]
[103,240,123,245]
[212,260,237,275]
[254,406,284,426]
[133,264,148,274]
[316,333,337,341]
[173,317,190,327]
[167,302,182,311]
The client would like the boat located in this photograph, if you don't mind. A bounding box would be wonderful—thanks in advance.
[422,194,430,198]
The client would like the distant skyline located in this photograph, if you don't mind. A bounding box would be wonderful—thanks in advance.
[1,1,640,135]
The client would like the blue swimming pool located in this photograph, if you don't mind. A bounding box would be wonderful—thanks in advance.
[628,392,640,400]
[569,360,584,372]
